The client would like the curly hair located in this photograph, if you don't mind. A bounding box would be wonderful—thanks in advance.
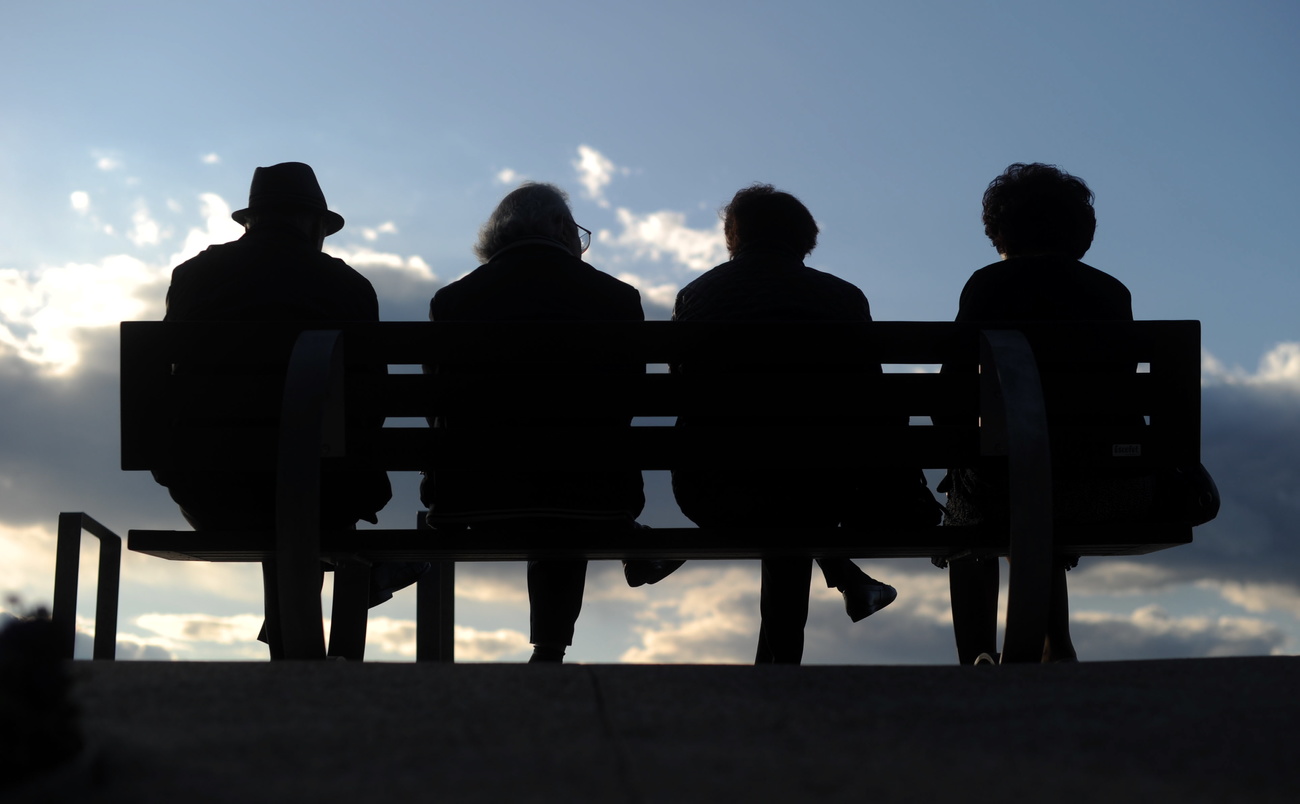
[722,183,819,258]
[982,163,1096,259]
[474,182,579,263]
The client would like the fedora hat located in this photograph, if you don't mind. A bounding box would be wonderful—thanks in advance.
[231,162,345,235]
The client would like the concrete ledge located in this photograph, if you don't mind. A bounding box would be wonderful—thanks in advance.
[30,657,1300,802]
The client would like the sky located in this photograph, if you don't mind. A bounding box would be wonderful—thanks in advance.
[1,0,1297,664]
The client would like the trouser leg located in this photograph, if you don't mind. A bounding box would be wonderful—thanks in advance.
[1043,558,1077,662]
[755,558,813,664]
[816,557,865,588]
[261,561,284,661]
[949,556,999,665]
[527,559,588,647]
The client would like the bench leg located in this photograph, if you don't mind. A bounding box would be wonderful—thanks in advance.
[417,561,455,663]
[327,559,370,661]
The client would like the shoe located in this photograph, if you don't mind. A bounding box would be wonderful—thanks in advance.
[974,652,998,665]
[368,561,431,608]
[840,579,897,622]
[623,559,685,588]
[528,645,565,663]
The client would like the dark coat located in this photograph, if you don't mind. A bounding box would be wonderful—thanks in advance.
[419,243,646,523]
[157,224,393,528]
[670,248,880,527]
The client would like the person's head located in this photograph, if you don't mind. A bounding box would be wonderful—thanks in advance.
[722,184,819,259]
[981,163,1096,259]
[231,162,344,250]
[475,182,586,263]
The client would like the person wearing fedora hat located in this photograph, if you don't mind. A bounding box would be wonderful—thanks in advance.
[154,162,423,657]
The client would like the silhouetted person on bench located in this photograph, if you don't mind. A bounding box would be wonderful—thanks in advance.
[940,162,1148,664]
[421,182,647,664]
[671,184,915,664]
[155,162,418,657]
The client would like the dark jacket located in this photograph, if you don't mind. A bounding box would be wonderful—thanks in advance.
[670,248,880,527]
[941,255,1142,525]
[420,243,646,523]
[157,224,392,528]
[940,255,1135,427]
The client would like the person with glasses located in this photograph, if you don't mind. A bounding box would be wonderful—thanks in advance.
[420,181,647,663]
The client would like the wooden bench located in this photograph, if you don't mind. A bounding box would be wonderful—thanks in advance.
[114,319,1203,663]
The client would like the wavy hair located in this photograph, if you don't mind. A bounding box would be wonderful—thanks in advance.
[982,163,1096,259]
[722,183,819,259]
[474,182,579,263]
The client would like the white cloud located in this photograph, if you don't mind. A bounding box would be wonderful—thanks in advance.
[453,624,530,661]
[70,191,90,213]
[455,571,529,604]
[620,566,759,664]
[0,254,165,372]
[1202,342,1300,387]
[1072,603,1287,657]
[1068,560,1184,595]
[1199,580,1300,618]
[616,272,679,310]
[573,144,629,208]
[495,168,521,185]
[323,245,436,281]
[136,612,263,645]
[360,222,399,242]
[127,203,164,247]
[200,153,221,165]
[601,208,728,272]
[169,192,244,266]
[96,156,122,171]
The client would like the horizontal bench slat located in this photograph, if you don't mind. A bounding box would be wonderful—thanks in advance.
[128,523,1191,562]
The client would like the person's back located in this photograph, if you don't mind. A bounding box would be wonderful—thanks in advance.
[942,162,1142,665]
[672,247,875,525]
[669,184,903,665]
[153,163,408,657]
[158,162,391,531]
[419,182,644,664]
[423,241,645,522]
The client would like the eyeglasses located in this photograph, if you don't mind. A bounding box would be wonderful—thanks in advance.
[576,224,592,253]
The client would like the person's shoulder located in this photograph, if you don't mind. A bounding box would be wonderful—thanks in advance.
[1074,260,1131,294]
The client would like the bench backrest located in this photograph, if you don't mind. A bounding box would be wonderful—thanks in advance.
[120,320,1201,476]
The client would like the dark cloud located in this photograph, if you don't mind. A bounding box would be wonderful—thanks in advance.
[1145,381,1300,588]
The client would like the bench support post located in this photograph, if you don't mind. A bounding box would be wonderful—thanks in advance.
[273,330,346,660]
[52,512,121,660]
[980,331,1054,664]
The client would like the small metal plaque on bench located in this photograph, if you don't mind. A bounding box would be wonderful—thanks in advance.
[1112,444,1142,457]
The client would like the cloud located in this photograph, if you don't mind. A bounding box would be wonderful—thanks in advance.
[136,612,264,645]
[323,245,436,281]
[360,222,399,242]
[1199,580,1300,618]
[574,144,623,207]
[127,203,165,247]
[620,566,760,664]
[96,156,122,171]
[453,624,530,661]
[495,168,522,185]
[1202,342,1300,387]
[601,209,727,272]
[616,272,679,310]
[567,145,727,279]
[0,254,164,371]
[70,191,90,214]
[170,192,244,266]
[200,153,220,165]
[1072,604,1288,659]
